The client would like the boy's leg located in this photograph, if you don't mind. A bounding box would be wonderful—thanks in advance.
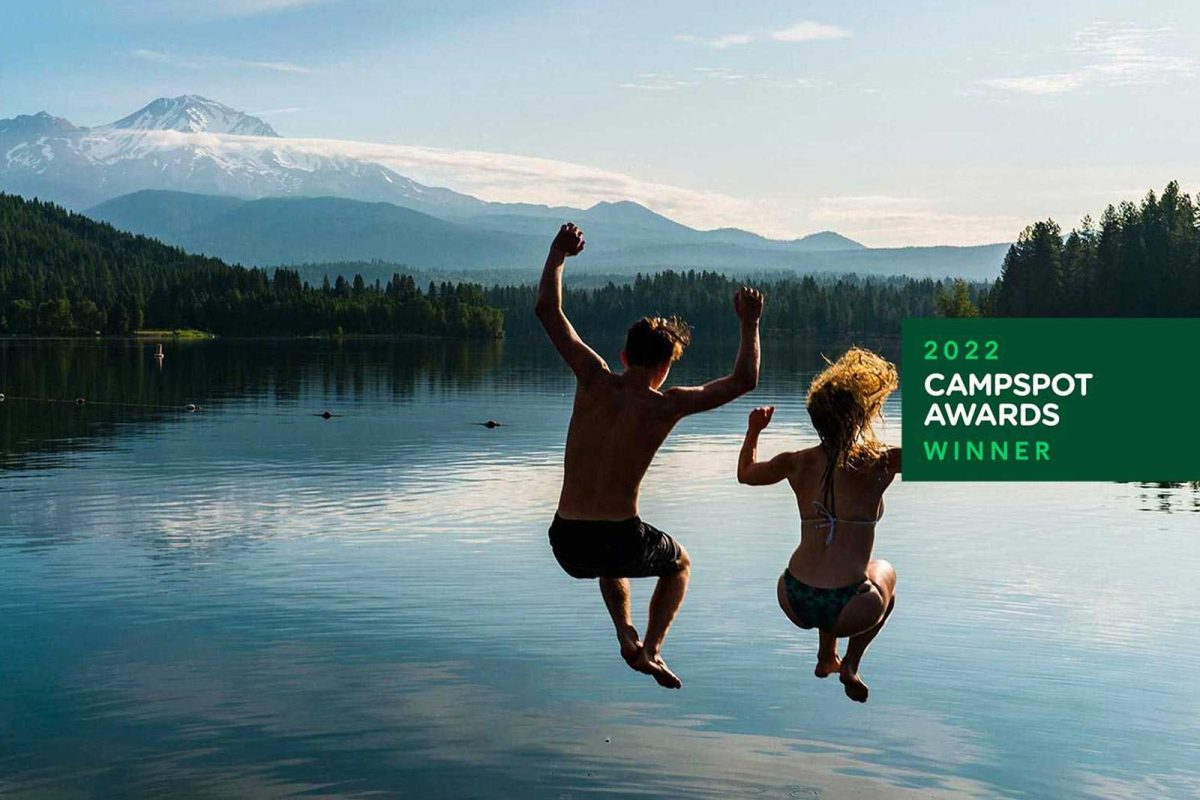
[632,546,691,689]
[598,578,642,668]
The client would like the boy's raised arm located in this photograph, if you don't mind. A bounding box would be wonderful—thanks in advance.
[665,286,763,417]
[534,223,609,382]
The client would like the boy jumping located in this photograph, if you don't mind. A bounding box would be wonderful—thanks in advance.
[537,222,763,689]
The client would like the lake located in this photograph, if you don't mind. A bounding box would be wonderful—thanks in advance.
[1,337,1197,799]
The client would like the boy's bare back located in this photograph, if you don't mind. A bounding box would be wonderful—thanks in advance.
[557,372,684,520]
[537,223,765,520]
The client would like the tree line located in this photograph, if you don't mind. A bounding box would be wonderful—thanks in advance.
[0,194,504,338]
[487,270,950,339]
[6,181,1197,339]
[980,181,1200,317]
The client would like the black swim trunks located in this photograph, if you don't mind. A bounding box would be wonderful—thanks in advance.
[548,515,684,579]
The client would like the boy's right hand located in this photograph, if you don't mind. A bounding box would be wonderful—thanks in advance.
[748,405,774,432]
[551,222,586,257]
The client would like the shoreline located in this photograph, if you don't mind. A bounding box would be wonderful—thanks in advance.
[0,332,506,343]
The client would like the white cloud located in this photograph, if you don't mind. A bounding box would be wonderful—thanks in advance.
[619,73,693,91]
[132,49,313,75]
[982,22,1197,95]
[981,73,1088,95]
[673,33,754,49]
[622,68,814,92]
[249,106,309,115]
[216,0,328,12]
[675,20,849,49]
[693,67,749,84]
[769,21,851,43]
[116,0,334,18]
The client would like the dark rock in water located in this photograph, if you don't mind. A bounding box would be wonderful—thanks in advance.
[320,410,334,419]
[478,419,504,428]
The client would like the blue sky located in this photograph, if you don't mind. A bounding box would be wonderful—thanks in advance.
[2,0,1198,245]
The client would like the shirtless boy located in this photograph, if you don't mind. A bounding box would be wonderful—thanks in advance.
[537,222,763,689]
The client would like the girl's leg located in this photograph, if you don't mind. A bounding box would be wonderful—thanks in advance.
[815,629,841,678]
[777,573,806,627]
[777,574,840,678]
[833,559,897,703]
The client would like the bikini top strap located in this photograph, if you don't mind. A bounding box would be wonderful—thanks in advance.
[811,501,837,545]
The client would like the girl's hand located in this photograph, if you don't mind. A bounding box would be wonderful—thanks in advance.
[748,405,774,433]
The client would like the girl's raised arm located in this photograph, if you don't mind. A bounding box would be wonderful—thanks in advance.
[737,406,795,486]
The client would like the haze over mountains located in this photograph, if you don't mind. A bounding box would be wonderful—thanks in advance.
[1,95,1010,278]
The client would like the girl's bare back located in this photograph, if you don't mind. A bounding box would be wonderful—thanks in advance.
[784,446,899,588]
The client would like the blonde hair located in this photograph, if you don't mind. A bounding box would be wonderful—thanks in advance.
[806,346,898,471]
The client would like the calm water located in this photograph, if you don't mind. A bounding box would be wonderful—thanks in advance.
[1,337,1197,799]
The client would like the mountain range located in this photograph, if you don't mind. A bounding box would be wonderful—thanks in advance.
[2,95,1011,278]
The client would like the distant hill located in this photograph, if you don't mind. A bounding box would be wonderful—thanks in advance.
[453,200,867,254]
[89,190,244,240]
[89,191,542,269]
[88,190,1008,279]
[0,192,503,337]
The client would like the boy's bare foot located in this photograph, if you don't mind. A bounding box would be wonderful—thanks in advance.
[617,626,643,672]
[839,664,869,702]
[814,652,842,678]
[631,648,683,689]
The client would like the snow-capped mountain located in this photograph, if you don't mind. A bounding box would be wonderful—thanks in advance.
[3,95,1003,278]
[105,95,280,137]
[0,95,484,213]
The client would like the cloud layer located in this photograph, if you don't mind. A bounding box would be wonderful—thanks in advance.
[132,49,313,74]
[807,195,1025,246]
[674,19,849,49]
[97,128,785,235]
[89,127,1031,245]
[983,23,1197,95]
[118,0,335,19]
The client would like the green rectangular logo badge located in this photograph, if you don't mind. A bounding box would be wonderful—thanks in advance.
[901,318,1200,481]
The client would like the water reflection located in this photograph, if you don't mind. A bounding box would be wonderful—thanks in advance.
[1,337,1198,799]
[1133,481,1200,513]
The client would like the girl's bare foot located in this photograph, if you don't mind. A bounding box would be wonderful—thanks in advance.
[814,652,842,678]
[839,663,869,702]
[631,648,683,689]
